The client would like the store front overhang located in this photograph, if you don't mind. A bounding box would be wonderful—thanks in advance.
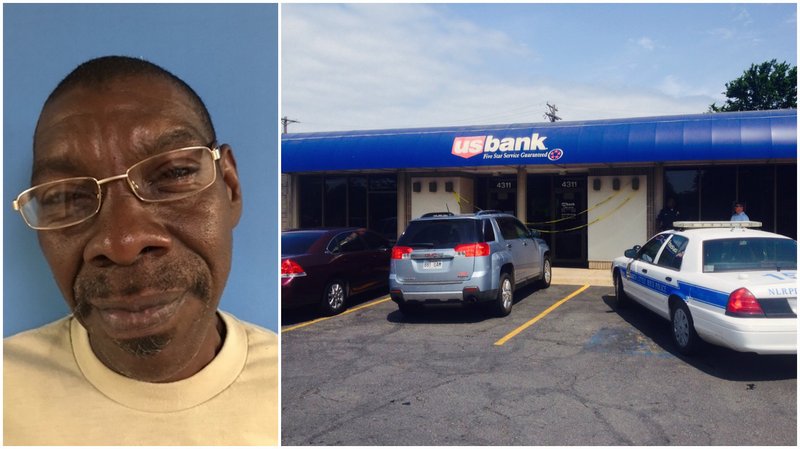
[281,110,797,173]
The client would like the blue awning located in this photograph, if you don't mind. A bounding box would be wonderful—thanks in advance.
[281,110,797,172]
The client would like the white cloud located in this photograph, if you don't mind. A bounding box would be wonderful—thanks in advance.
[283,4,720,133]
[708,28,735,40]
[633,37,655,51]
[733,7,753,26]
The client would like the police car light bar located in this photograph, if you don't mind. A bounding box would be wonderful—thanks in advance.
[673,221,762,229]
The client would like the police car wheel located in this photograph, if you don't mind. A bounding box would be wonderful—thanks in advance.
[671,301,699,355]
[493,273,514,317]
[320,280,347,316]
[613,272,629,308]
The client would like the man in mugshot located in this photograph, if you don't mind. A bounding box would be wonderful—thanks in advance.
[4,56,278,445]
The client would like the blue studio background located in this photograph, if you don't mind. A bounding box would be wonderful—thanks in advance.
[3,4,279,335]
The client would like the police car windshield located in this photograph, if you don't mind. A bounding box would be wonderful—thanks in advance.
[702,237,797,273]
[397,219,481,249]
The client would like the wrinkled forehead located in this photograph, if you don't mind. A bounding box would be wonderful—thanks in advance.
[32,75,211,177]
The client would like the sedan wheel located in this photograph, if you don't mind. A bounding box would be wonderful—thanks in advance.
[671,301,699,355]
[321,280,347,315]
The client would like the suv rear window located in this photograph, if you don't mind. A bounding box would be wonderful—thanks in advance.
[397,219,481,249]
[703,237,797,272]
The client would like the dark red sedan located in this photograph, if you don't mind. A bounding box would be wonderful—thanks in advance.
[281,228,392,315]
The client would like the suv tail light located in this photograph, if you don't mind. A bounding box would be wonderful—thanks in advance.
[281,259,306,278]
[392,246,413,260]
[454,242,490,257]
[726,288,765,317]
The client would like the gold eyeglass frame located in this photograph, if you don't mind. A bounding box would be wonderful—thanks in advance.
[12,145,221,230]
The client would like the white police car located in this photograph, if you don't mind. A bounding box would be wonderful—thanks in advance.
[611,221,796,355]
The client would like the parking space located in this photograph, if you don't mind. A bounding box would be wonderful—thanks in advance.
[281,283,797,446]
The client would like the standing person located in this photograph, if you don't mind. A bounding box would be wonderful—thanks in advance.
[4,56,278,445]
[731,200,750,221]
[657,197,681,231]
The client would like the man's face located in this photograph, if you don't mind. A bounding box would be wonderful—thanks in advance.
[32,74,242,382]
[735,204,744,213]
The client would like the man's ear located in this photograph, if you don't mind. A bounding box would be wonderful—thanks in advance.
[218,144,243,227]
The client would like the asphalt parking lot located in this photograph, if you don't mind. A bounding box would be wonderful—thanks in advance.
[281,281,797,446]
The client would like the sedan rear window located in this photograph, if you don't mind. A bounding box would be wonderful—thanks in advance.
[703,237,797,272]
[282,231,325,255]
[397,219,480,249]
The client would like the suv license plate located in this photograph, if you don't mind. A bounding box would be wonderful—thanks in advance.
[422,261,444,270]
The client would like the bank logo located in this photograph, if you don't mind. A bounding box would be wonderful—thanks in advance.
[452,136,487,159]
[547,149,563,161]
[452,133,559,161]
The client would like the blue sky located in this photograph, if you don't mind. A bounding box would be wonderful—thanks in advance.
[4,4,279,334]
[282,3,797,132]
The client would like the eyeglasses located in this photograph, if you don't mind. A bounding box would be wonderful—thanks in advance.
[12,145,221,230]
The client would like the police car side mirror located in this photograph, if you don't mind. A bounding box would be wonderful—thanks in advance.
[624,245,641,258]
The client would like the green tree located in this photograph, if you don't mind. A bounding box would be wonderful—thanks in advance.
[709,59,797,112]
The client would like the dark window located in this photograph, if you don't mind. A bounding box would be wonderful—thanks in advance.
[699,166,736,220]
[324,177,347,227]
[664,169,700,221]
[296,174,397,241]
[703,238,797,272]
[638,234,668,264]
[298,176,323,228]
[776,165,796,239]
[349,177,368,228]
[482,219,496,242]
[738,165,775,229]
[281,231,325,255]
[361,230,389,250]
[657,235,689,270]
[496,217,529,240]
[328,232,367,253]
[397,219,479,248]
[369,175,396,191]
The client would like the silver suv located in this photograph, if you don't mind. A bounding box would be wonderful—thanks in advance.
[389,211,551,316]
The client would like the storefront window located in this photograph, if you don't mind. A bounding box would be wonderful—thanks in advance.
[775,165,796,239]
[324,177,347,227]
[349,177,367,228]
[737,165,775,231]
[664,169,700,221]
[297,174,397,240]
[699,166,736,220]
[665,164,796,238]
[298,175,323,228]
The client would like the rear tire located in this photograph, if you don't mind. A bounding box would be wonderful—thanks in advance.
[493,273,514,317]
[671,300,700,355]
[537,257,552,289]
[320,280,347,316]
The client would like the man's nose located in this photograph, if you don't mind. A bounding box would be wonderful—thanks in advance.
[83,181,172,267]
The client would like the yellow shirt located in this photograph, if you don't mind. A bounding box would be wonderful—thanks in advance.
[4,311,278,445]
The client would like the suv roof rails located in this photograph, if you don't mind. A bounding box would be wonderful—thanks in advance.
[475,210,505,216]
[420,212,455,218]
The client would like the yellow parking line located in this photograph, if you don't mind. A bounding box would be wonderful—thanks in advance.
[494,284,591,346]
[282,296,392,333]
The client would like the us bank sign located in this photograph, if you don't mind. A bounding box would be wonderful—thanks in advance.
[451,133,564,162]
